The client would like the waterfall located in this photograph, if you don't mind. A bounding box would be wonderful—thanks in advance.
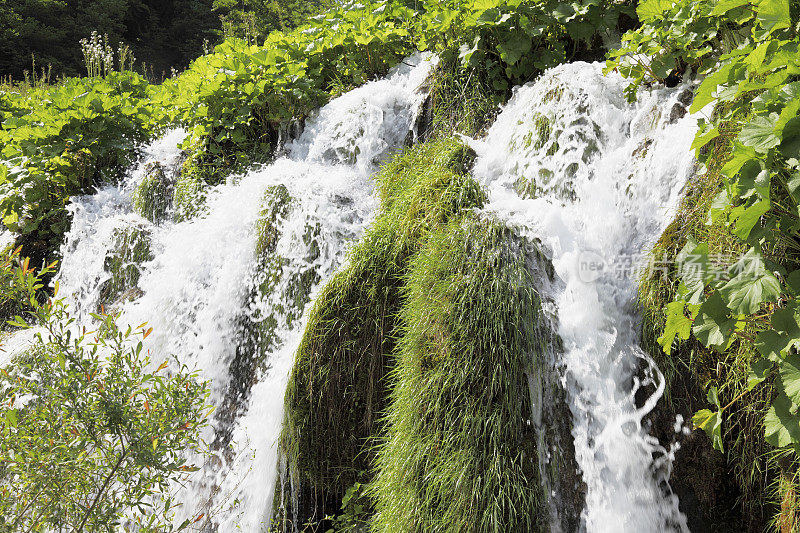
[53,53,437,531]
[471,62,697,532]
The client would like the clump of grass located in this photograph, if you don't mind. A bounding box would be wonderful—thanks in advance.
[370,215,547,533]
[277,138,485,529]
[425,57,502,139]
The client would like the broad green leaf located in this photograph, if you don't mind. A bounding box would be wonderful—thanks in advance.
[711,0,751,14]
[691,125,720,152]
[780,352,800,405]
[765,392,800,447]
[732,198,770,239]
[756,329,793,361]
[693,408,724,452]
[786,270,800,296]
[692,292,736,348]
[756,0,790,32]
[707,386,721,408]
[739,115,780,153]
[747,357,773,391]
[719,249,781,314]
[658,300,692,355]
[636,0,673,22]
[676,238,710,303]
[779,117,800,159]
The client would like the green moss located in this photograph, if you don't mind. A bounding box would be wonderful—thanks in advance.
[132,162,172,223]
[172,173,207,223]
[98,226,153,309]
[172,146,213,222]
[370,216,547,533]
[426,58,503,138]
[276,138,486,530]
[215,185,318,454]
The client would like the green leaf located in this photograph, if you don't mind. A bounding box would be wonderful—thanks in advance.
[5,409,18,427]
[786,270,800,296]
[692,292,737,348]
[765,392,800,447]
[719,249,781,314]
[748,357,772,391]
[780,352,800,405]
[676,238,710,303]
[636,0,674,22]
[693,408,724,452]
[779,116,800,159]
[711,0,751,15]
[707,386,721,408]
[732,198,770,239]
[658,300,692,354]
[756,329,793,361]
[691,125,720,152]
[739,115,780,153]
[756,0,790,32]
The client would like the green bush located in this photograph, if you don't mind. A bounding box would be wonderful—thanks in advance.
[0,248,210,532]
[0,72,157,256]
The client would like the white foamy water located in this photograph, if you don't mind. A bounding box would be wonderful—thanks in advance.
[53,53,437,531]
[471,62,697,532]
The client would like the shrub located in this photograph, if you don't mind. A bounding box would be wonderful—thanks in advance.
[0,248,210,532]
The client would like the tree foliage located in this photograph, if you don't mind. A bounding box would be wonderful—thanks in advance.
[0,247,210,531]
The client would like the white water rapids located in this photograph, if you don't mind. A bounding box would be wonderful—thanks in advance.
[3,57,703,532]
[51,53,437,530]
[472,62,697,532]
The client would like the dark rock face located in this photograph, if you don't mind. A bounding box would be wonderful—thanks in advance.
[635,360,747,533]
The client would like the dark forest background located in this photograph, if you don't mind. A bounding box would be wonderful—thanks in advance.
[0,0,332,80]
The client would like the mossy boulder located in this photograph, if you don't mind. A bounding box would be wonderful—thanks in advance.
[98,225,153,310]
[275,138,486,530]
[132,162,172,223]
[172,173,207,223]
[213,185,321,455]
[370,216,549,533]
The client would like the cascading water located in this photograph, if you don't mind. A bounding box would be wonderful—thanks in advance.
[471,62,698,532]
[53,53,437,531]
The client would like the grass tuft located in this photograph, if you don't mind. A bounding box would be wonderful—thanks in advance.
[369,215,547,533]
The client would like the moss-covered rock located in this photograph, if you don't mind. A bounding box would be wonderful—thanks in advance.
[172,173,207,223]
[98,225,153,310]
[370,216,549,533]
[213,185,322,456]
[132,162,172,223]
[274,138,486,531]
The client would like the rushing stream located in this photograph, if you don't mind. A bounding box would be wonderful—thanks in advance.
[472,62,697,532]
[53,53,437,530]
[19,56,702,531]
